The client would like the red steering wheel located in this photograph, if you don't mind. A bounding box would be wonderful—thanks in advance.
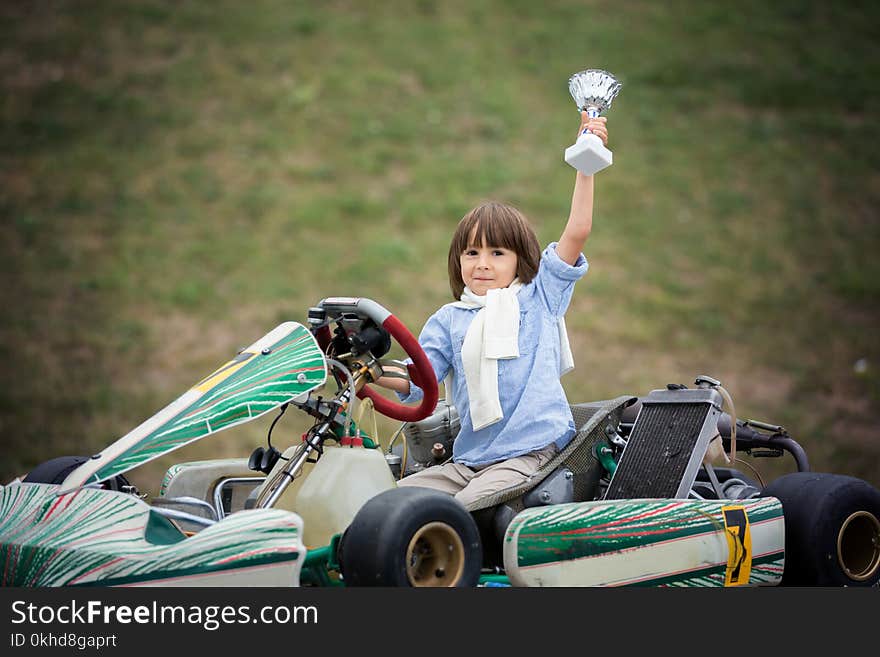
[314,297,439,423]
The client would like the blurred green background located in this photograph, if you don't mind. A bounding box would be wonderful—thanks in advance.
[2,0,878,494]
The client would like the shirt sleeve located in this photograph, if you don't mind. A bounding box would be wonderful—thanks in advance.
[532,242,589,317]
[396,306,453,404]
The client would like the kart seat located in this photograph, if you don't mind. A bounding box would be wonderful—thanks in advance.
[465,394,638,516]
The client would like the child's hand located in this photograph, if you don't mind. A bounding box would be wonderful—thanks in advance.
[577,110,609,146]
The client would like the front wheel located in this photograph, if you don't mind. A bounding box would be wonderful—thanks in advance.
[338,487,482,587]
[23,455,133,492]
[761,472,880,586]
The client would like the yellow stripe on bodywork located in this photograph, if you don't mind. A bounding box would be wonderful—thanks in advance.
[193,351,256,393]
[722,505,752,586]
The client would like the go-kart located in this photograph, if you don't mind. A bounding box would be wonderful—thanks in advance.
[2,297,878,587]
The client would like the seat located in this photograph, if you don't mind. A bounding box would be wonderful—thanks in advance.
[465,394,638,514]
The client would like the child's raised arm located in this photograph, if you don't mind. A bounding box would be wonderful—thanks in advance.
[556,111,609,266]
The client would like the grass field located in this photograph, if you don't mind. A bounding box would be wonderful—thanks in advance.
[2,0,878,492]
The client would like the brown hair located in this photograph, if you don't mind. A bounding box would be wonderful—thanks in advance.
[447,201,542,299]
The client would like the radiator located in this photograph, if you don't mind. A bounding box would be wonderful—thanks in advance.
[604,387,722,500]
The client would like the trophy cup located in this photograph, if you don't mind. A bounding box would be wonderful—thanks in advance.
[564,69,622,175]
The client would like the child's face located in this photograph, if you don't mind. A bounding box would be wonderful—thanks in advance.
[460,237,518,296]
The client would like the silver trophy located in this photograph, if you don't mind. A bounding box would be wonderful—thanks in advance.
[564,69,622,175]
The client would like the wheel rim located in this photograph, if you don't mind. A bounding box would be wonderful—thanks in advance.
[405,521,465,587]
[836,511,880,582]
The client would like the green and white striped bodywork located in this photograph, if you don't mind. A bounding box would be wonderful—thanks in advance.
[0,482,305,587]
[504,497,785,587]
[59,322,326,493]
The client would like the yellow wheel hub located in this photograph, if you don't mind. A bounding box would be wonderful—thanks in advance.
[405,521,465,587]
[837,511,880,581]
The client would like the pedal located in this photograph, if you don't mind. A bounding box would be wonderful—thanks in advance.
[604,387,723,500]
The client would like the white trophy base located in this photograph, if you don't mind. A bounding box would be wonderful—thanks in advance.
[564,133,612,175]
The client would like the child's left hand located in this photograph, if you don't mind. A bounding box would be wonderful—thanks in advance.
[578,110,609,146]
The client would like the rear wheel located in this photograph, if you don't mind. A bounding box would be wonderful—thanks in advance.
[761,472,880,586]
[339,487,482,587]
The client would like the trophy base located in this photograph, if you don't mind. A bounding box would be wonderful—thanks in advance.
[564,134,612,175]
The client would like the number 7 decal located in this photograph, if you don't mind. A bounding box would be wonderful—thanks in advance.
[722,505,752,586]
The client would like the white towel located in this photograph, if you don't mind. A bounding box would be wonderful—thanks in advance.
[450,280,574,430]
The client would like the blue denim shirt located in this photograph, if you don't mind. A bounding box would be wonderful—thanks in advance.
[399,242,588,467]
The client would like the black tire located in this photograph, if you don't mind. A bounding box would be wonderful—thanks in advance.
[761,472,880,586]
[23,455,131,491]
[23,456,89,484]
[339,487,482,587]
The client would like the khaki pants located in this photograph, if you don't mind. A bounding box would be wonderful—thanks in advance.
[397,443,559,509]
